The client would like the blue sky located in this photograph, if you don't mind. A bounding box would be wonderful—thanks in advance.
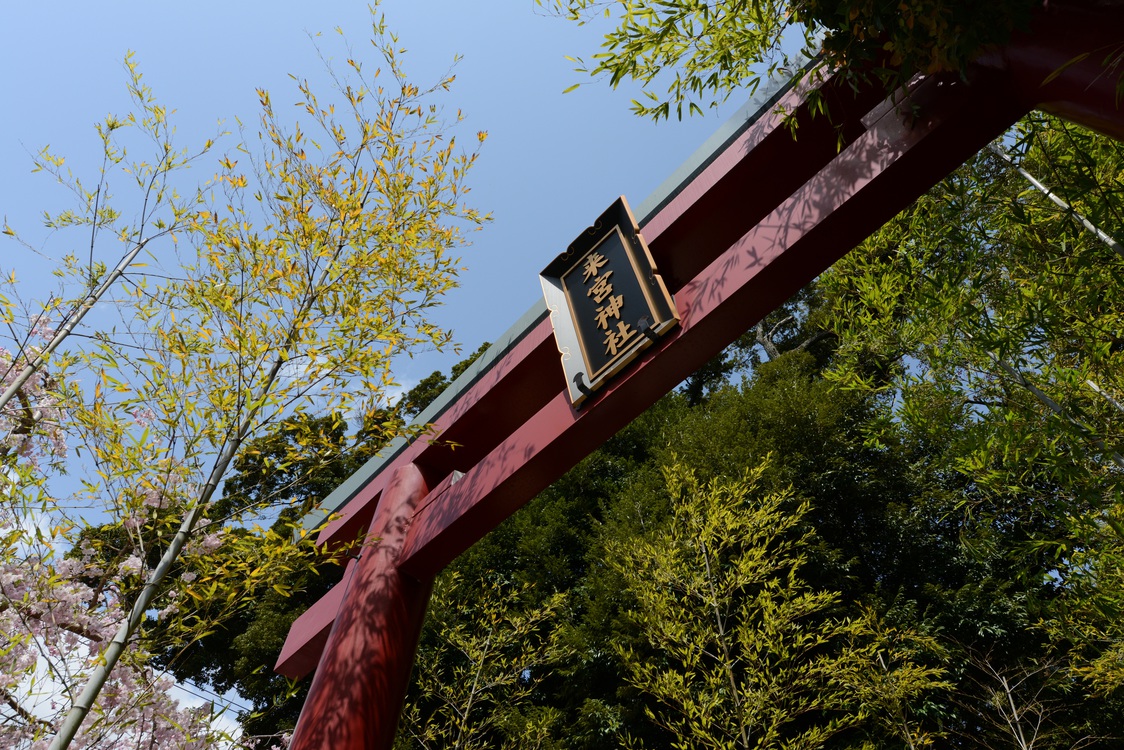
[0,1,746,392]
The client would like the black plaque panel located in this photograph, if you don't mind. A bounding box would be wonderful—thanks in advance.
[541,197,678,406]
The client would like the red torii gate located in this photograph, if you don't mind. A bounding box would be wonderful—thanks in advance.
[278,4,1124,748]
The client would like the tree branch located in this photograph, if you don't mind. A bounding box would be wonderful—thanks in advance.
[1,684,55,732]
[755,320,781,361]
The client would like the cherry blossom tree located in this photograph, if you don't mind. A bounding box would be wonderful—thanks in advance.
[0,328,218,748]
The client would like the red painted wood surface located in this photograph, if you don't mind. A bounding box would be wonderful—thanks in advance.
[287,464,434,750]
[283,5,1124,748]
[400,68,1029,579]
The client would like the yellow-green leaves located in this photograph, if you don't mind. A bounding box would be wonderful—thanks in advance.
[73,0,485,660]
[401,572,572,750]
[546,0,794,120]
[548,0,1040,122]
[608,461,946,749]
[3,8,486,747]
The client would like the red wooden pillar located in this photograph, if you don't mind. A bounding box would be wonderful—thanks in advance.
[287,464,433,750]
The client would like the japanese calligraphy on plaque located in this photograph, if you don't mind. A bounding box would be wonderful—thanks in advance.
[540,197,678,407]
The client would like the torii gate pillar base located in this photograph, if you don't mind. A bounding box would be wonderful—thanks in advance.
[288,464,433,750]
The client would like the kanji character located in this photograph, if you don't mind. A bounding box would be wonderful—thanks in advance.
[603,320,636,356]
[594,294,625,330]
[581,252,609,282]
[587,271,614,304]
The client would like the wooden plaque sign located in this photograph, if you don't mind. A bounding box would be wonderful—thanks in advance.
[541,196,678,406]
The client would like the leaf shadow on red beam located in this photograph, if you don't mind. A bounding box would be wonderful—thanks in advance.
[400,69,1029,579]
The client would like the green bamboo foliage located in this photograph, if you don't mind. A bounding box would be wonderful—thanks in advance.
[608,462,945,749]
[399,574,572,750]
[542,0,1039,121]
[819,116,1124,694]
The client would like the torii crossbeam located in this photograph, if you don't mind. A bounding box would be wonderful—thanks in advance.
[278,5,1124,748]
